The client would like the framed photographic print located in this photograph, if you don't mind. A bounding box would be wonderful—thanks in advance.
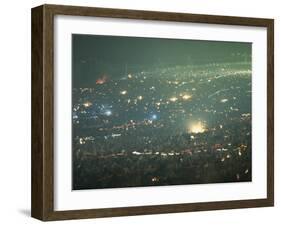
[31,4,274,221]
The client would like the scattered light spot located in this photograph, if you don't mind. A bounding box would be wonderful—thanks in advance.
[151,114,157,120]
[111,133,121,138]
[152,177,159,182]
[83,101,92,107]
[96,75,108,84]
[236,173,240,180]
[79,138,85,144]
[104,110,112,116]
[169,97,178,102]
[182,94,192,100]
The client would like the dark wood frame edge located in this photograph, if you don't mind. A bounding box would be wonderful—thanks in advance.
[31,4,274,221]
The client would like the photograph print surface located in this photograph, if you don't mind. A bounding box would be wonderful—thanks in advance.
[72,34,252,190]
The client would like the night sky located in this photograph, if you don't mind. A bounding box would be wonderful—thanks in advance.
[72,34,251,87]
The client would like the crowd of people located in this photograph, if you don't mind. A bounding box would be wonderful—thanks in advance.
[73,119,251,189]
[72,62,252,190]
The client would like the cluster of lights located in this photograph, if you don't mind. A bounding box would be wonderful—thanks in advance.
[188,121,206,134]
[169,94,192,102]
[76,63,250,141]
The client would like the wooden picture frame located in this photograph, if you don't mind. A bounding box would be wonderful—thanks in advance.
[31,4,274,221]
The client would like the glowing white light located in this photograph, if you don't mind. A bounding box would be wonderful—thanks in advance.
[152,177,159,182]
[104,110,112,116]
[151,114,157,120]
[189,121,206,134]
[79,138,85,144]
[169,97,178,102]
[120,90,127,95]
[182,94,192,100]
[220,98,228,103]
[111,133,121,138]
[137,95,143,100]
[83,101,92,107]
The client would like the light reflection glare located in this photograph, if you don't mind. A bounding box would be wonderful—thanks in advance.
[189,121,206,134]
